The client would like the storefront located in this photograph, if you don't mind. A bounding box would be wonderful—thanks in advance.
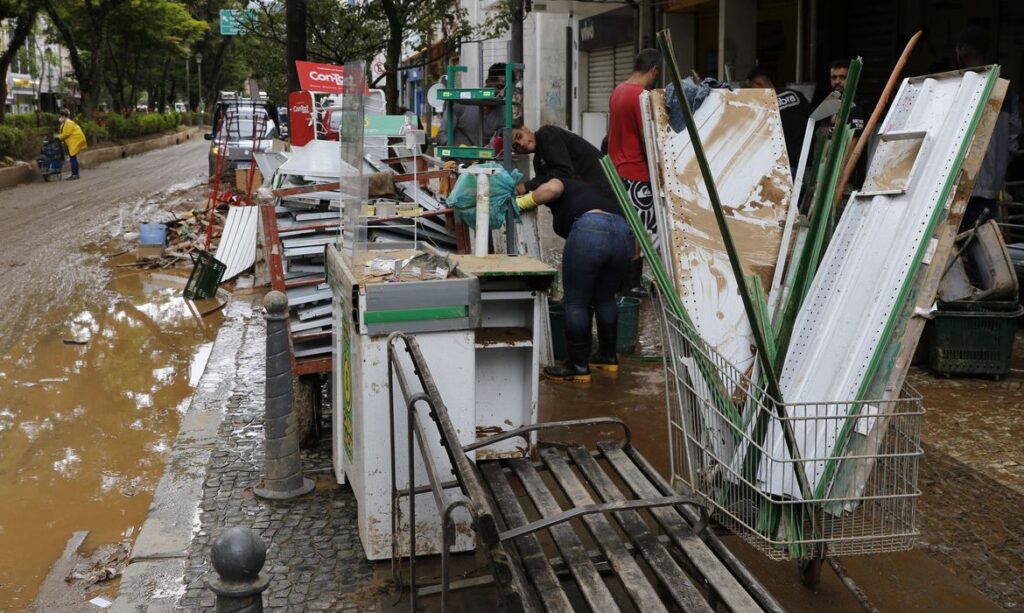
[578,6,636,147]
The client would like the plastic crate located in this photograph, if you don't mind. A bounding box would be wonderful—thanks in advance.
[927,300,1022,377]
[183,250,227,300]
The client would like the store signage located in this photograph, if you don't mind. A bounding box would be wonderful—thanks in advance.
[296,60,369,95]
[288,90,315,146]
[578,8,634,52]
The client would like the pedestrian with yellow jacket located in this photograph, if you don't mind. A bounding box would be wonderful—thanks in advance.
[58,109,87,180]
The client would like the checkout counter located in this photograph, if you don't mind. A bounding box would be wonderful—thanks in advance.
[326,244,556,560]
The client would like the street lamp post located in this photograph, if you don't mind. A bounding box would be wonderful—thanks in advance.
[185,57,191,117]
[196,52,204,129]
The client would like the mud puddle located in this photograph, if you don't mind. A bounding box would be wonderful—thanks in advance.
[0,254,223,610]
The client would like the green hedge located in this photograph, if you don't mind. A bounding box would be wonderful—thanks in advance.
[3,112,59,130]
[101,112,182,139]
[79,120,109,144]
[0,112,183,162]
[0,125,51,161]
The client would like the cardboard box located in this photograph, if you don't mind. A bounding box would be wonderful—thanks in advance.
[235,167,263,192]
[137,245,164,260]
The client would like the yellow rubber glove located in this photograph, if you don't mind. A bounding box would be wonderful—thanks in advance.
[515,192,538,211]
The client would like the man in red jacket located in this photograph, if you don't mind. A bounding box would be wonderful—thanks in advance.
[608,48,661,295]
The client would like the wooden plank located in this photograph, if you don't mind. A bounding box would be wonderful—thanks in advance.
[450,254,557,277]
[566,446,712,613]
[508,458,620,612]
[538,449,669,612]
[598,443,762,613]
[479,462,573,613]
[627,447,786,613]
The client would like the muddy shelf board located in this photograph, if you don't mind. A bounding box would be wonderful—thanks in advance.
[756,66,1001,501]
[642,88,792,380]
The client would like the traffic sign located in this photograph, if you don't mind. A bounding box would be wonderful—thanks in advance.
[220,9,255,36]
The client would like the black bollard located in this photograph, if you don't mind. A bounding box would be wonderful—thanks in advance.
[206,527,270,613]
[255,291,314,500]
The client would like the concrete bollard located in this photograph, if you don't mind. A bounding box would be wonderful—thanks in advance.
[254,291,314,500]
[207,527,270,612]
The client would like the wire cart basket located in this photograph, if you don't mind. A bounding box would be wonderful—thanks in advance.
[653,290,924,588]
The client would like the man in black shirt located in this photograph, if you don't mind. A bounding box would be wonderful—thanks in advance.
[747,66,811,176]
[829,58,868,187]
[511,124,613,195]
[516,177,631,382]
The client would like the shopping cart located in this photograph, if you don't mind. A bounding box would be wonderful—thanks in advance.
[652,289,924,593]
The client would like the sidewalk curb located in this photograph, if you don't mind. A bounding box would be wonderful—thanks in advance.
[0,126,201,191]
[112,300,254,612]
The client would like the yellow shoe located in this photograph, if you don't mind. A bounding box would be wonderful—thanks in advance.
[589,355,619,374]
[543,364,591,383]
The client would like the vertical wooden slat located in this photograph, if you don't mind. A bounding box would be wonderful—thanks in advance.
[480,462,573,613]
[538,448,669,613]
[509,458,621,612]
[566,446,713,613]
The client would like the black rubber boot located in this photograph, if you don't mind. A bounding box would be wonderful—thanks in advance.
[544,340,592,383]
[590,320,620,374]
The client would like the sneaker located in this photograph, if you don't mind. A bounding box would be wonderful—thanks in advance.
[67,175,80,180]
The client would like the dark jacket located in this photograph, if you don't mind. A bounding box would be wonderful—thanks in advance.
[525,125,612,195]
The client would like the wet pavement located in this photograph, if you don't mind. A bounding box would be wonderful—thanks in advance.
[0,137,217,609]
[0,263,221,609]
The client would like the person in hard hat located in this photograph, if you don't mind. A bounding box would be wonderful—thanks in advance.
[58,109,87,180]
[516,177,631,382]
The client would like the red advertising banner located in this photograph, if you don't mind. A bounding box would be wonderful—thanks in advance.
[296,60,371,95]
[296,60,348,94]
[288,90,315,147]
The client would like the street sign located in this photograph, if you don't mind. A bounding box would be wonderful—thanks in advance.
[219,9,254,36]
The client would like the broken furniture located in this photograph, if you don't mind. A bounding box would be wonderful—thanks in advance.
[326,245,555,560]
[387,332,784,612]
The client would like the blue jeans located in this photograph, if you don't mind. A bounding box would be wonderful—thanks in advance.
[69,155,79,176]
[562,212,634,348]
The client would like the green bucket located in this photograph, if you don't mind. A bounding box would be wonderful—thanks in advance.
[548,297,642,360]
[616,296,641,354]
[184,250,227,300]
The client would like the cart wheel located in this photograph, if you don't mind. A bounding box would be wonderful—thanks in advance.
[799,556,823,587]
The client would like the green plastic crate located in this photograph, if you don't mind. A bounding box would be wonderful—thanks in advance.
[927,300,1022,377]
[184,250,227,300]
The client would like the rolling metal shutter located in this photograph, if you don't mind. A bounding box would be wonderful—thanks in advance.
[586,47,616,113]
[586,42,636,113]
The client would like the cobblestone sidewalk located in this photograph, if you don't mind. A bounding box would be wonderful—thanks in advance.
[175,304,383,612]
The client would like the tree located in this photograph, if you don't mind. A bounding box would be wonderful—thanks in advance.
[379,0,471,114]
[0,0,41,121]
[101,0,205,111]
[43,0,128,115]
[284,0,304,93]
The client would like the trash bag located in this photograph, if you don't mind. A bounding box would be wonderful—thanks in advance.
[447,162,524,230]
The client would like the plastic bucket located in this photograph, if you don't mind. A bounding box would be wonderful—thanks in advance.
[140,223,167,247]
[616,296,641,354]
[548,304,567,362]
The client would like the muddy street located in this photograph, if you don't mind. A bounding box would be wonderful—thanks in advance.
[0,139,218,609]
[0,136,209,355]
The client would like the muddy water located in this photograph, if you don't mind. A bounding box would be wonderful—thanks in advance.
[0,263,221,609]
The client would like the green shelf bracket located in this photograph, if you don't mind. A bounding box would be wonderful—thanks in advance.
[436,146,496,160]
[438,88,498,101]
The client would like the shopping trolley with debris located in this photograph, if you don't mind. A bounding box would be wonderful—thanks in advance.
[653,290,925,602]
